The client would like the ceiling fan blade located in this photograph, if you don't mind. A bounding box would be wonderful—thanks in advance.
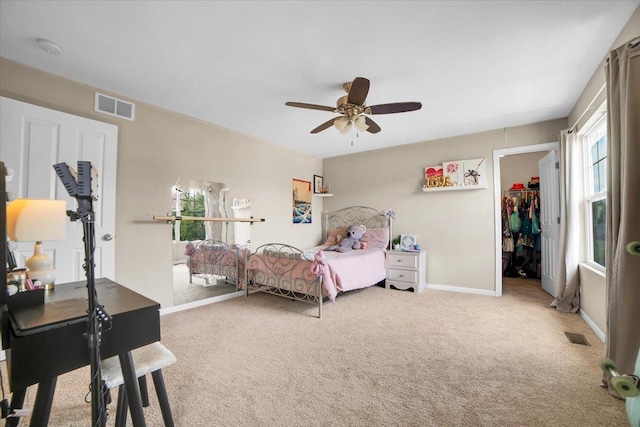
[310,118,339,134]
[365,117,381,134]
[285,102,336,112]
[347,77,370,106]
[367,102,422,115]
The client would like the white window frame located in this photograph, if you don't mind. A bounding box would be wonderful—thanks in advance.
[582,111,607,272]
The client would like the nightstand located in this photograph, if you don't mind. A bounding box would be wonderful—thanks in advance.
[385,250,427,293]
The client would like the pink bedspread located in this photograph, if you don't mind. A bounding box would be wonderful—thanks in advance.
[310,246,387,302]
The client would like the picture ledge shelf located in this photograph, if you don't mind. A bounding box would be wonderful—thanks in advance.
[314,193,333,197]
[422,185,487,192]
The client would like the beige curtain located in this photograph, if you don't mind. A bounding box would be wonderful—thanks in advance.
[604,38,640,386]
[551,129,580,313]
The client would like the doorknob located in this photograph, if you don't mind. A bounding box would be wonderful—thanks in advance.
[102,234,114,241]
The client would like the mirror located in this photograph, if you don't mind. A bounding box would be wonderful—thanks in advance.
[171,178,251,306]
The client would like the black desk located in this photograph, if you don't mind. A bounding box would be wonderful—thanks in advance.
[4,278,161,426]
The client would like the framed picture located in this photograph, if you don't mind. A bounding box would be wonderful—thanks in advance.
[313,175,323,194]
[400,234,417,251]
[292,179,312,224]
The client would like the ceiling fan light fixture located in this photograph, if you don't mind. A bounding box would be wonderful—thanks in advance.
[354,115,369,132]
[334,117,351,134]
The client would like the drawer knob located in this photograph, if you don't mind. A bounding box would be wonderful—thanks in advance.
[396,259,403,263]
[399,274,404,278]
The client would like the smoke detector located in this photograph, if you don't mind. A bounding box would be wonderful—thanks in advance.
[36,39,63,55]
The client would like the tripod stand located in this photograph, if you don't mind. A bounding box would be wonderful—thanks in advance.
[55,161,111,426]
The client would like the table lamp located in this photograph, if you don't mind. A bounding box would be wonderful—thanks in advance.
[7,198,67,289]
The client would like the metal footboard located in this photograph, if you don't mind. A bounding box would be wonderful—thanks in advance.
[245,243,323,318]
[188,240,239,288]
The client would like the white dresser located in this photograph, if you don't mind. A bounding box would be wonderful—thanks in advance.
[385,250,427,293]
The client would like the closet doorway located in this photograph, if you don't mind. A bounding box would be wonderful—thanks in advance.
[493,142,559,297]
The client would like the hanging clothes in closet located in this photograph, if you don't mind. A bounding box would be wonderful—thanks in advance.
[501,190,541,278]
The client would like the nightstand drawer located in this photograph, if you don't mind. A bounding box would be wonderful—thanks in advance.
[387,268,418,284]
[386,253,419,269]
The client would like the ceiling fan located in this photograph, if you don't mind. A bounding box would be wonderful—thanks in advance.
[285,77,422,135]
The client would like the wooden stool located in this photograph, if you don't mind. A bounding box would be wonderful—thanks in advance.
[101,342,177,426]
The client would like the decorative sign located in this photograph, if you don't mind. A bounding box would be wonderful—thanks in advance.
[424,165,450,188]
[400,234,417,251]
[424,158,486,189]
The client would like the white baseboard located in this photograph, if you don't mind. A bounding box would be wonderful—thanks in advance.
[425,283,497,297]
[579,309,606,342]
[160,290,244,316]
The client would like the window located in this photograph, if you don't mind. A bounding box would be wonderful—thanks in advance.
[171,185,205,242]
[584,114,607,269]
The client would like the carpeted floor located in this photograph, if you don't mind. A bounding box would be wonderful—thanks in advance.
[3,278,627,426]
[172,263,238,306]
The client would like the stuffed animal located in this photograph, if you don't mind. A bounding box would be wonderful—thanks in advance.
[325,224,367,252]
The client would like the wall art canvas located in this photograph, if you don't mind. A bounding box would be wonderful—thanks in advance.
[462,158,487,186]
[292,179,312,224]
[443,161,463,187]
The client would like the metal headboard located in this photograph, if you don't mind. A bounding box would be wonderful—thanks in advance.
[322,206,392,248]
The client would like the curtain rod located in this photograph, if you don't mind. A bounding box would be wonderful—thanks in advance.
[568,83,606,133]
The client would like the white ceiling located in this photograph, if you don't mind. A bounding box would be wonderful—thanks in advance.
[1,1,638,159]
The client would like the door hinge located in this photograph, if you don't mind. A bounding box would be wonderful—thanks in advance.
[557,216,560,224]
[555,162,559,169]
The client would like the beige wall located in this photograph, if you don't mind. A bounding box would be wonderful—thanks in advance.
[500,151,547,192]
[569,6,640,131]
[0,58,324,308]
[323,120,565,293]
[579,264,606,340]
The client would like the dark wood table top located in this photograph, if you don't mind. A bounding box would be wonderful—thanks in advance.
[5,278,161,391]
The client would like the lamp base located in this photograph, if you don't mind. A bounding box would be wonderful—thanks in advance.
[25,242,57,289]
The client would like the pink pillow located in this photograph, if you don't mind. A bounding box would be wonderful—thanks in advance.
[184,242,196,256]
[323,227,347,246]
[361,228,390,249]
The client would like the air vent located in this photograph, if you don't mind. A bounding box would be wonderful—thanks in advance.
[565,332,591,346]
[94,92,135,121]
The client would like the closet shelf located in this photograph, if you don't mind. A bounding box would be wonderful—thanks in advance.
[504,189,539,193]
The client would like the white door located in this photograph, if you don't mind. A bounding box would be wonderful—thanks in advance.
[539,150,560,296]
[1,96,118,283]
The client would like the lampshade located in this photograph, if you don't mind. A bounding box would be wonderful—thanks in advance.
[7,198,67,288]
[334,116,351,134]
[353,115,369,132]
[7,198,67,242]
